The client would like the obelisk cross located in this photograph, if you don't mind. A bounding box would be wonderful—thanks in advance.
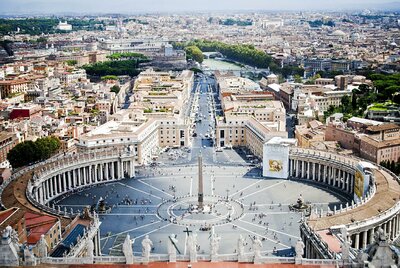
[183,227,192,255]
[198,154,204,209]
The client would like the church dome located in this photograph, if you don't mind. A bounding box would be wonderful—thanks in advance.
[332,30,346,36]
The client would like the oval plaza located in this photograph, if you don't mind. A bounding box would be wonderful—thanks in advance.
[1,134,399,267]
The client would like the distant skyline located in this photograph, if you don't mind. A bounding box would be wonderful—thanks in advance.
[1,0,400,15]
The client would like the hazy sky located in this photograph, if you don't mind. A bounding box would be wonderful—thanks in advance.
[1,0,398,14]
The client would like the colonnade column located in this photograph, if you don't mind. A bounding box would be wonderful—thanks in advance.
[39,185,44,204]
[49,178,54,197]
[111,162,115,180]
[100,164,104,181]
[312,163,316,181]
[89,166,92,183]
[369,228,374,245]
[362,231,368,249]
[354,233,360,249]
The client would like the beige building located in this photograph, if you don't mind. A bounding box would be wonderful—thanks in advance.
[216,115,287,158]
[215,73,287,157]
[0,79,29,99]
[326,118,400,164]
[359,124,400,164]
[77,111,190,164]
[295,120,325,148]
[133,68,193,116]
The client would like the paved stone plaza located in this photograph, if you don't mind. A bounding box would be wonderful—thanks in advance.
[51,77,347,258]
[53,162,346,257]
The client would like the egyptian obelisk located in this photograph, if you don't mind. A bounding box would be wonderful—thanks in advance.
[198,155,204,209]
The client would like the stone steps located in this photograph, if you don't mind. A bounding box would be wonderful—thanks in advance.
[109,233,127,256]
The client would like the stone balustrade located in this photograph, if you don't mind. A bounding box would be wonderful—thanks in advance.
[41,254,340,265]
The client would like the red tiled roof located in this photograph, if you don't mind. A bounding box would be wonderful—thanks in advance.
[27,222,55,245]
[25,211,58,227]
[24,212,58,244]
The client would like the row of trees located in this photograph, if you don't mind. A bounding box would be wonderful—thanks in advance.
[175,40,274,69]
[308,20,335,28]
[106,52,147,61]
[380,159,400,175]
[368,73,400,103]
[219,19,253,26]
[185,46,204,63]
[0,18,101,35]
[82,59,144,77]
[8,137,61,168]
[175,40,306,77]
[323,73,400,121]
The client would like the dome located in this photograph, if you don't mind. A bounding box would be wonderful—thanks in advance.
[332,30,346,36]
[267,74,277,78]
[351,32,360,39]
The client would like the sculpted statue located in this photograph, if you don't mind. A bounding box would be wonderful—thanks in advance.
[141,235,153,261]
[122,234,134,264]
[1,225,12,239]
[86,239,94,258]
[168,234,178,262]
[374,228,387,243]
[210,231,221,257]
[253,236,263,259]
[187,231,198,262]
[37,234,49,258]
[340,227,350,261]
[295,239,305,258]
[237,235,245,258]
[23,244,37,265]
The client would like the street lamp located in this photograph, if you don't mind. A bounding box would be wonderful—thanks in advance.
[226,189,230,200]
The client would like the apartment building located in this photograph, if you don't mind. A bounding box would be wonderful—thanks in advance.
[0,79,29,99]
[359,124,400,164]
[325,117,400,164]
[216,115,287,158]
[295,120,325,148]
[0,132,19,167]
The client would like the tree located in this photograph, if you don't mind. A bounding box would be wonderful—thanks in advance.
[351,91,358,109]
[341,95,351,112]
[393,93,400,105]
[82,59,147,77]
[110,85,120,94]
[294,75,302,83]
[36,37,47,43]
[189,67,203,74]
[66,60,78,66]
[185,46,204,63]
[7,137,61,168]
[101,75,118,81]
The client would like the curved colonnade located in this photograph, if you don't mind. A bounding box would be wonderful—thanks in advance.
[289,148,400,260]
[26,149,136,217]
[2,147,399,264]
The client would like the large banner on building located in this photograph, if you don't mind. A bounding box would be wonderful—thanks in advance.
[354,170,364,199]
[263,137,294,179]
[354,162,374,203]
